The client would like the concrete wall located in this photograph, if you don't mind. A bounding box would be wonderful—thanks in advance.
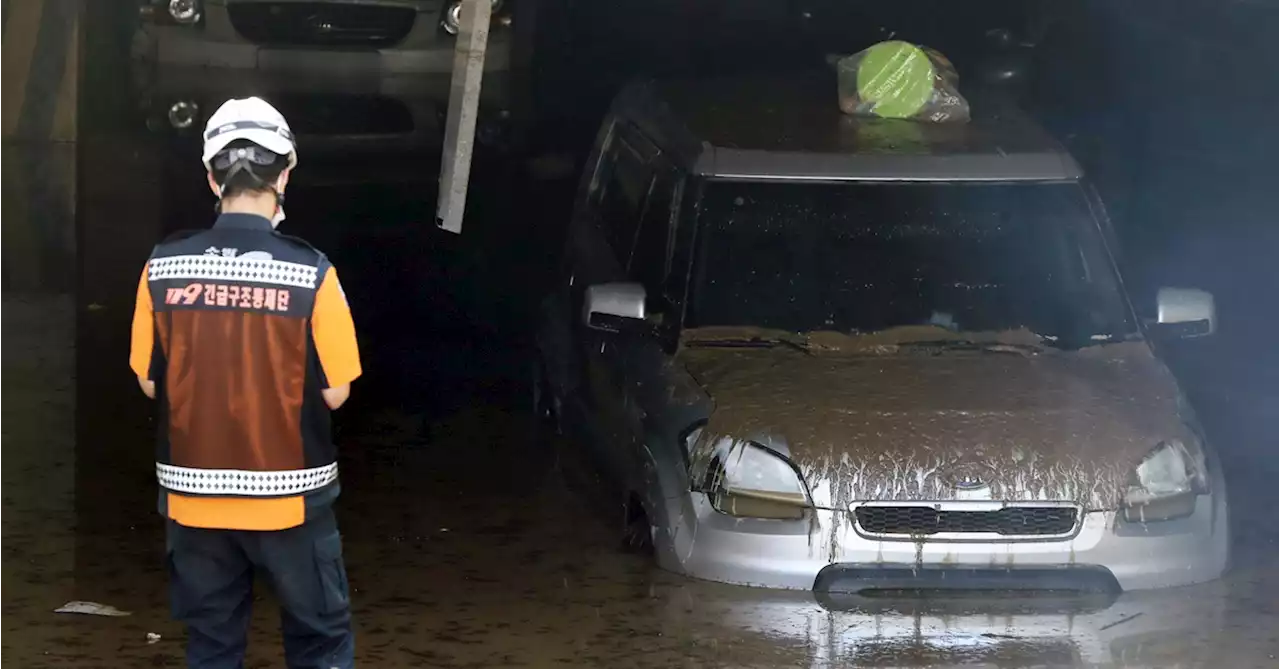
[3,0,80,142]
[2,0,81,293]
[1,0,82,619]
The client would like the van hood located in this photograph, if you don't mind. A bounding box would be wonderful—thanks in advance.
[679,341,1197,510]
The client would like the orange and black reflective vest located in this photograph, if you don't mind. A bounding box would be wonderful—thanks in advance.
[129,213,361,531]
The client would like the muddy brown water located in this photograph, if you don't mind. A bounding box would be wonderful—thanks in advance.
[3,296,1278,668]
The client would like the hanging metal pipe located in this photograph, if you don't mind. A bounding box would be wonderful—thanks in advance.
[436,0,493,234]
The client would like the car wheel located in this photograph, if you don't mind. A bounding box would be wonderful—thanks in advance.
[621,496,655,557]
[531,356,560,432]
[529,357,562,457]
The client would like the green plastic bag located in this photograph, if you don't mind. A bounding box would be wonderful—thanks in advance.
[836,41,970,123]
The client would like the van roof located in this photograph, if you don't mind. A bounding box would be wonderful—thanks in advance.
[617,74,1083,182]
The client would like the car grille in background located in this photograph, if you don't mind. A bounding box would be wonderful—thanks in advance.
[228,3,418,48]
[847,641,1081,667]
[855,506,1078,537]
[268,95,415,136]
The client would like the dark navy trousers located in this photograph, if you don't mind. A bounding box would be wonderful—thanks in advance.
[166,507,354,669]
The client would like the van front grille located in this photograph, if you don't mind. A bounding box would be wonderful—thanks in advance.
[228,3,418,49]
[855,505,1078,537]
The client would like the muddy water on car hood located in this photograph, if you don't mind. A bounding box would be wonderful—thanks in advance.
[680,335,1195,510]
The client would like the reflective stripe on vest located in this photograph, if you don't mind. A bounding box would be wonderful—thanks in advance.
[157,462,338,497]
[148,254,320,289]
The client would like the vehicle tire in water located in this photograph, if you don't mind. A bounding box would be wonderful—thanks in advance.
[621,497,655,557]
[531,357,553,417]
[528,357,559,453]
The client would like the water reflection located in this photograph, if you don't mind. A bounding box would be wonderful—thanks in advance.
[671,580,1228,667]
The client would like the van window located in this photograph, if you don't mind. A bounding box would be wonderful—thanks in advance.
[686,181,1136,347]
[598,131,656,260]
[628,167,680,296]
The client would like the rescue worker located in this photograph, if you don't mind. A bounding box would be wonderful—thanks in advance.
[129,97,361,669]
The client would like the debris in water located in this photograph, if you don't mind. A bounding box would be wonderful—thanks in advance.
[55,601,131,617]
[146,633,162,645]
[1098,612,1144,631]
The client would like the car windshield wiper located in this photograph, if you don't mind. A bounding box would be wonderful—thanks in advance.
[684,337,810,354]
[897,338,1050,354]
[1057,332,1143,349]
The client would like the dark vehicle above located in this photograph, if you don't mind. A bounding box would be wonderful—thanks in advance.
[131,0,517,160]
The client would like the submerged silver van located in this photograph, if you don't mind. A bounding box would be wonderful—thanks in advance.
[533,75,1229,593]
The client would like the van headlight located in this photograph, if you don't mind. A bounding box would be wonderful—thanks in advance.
[686,429,810,520]
[168,0,201,24]
[1122,440,1208,522]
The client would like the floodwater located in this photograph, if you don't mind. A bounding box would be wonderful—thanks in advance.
[4,70,1278,669]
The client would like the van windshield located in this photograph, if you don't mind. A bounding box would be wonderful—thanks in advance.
[685,181,1137,347]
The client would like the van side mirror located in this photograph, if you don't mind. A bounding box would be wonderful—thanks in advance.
[1150,287,1216,339]
[584,282,651,334]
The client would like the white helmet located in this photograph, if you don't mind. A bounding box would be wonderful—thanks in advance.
[201,97,298,172]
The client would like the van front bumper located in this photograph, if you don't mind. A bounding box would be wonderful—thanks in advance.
[131,12,515,155]
[656,492,1229,592]
[132,3,513,78]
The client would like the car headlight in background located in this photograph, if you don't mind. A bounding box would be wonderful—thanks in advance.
[1122,440,1208,522]
[167,101,199,129]
[441,2,464,35]
[686,428,811,520]
[168,0,201,24]
[442,0,509,35]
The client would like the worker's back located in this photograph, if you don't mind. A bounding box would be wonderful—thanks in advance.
[132,212,361,531]
[130,96,360,669]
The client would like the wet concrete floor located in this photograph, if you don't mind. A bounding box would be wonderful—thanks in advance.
[4,126,1278,667]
